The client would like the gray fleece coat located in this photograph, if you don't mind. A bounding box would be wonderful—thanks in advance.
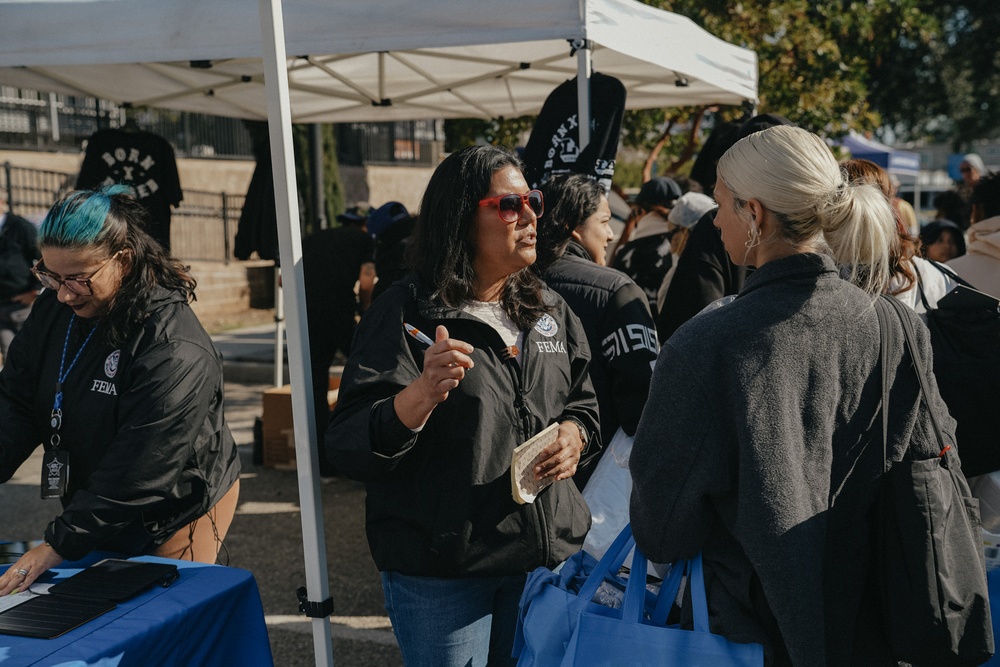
[630,253,956,667]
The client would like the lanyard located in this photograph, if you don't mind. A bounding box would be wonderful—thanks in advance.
[49,314,96,443]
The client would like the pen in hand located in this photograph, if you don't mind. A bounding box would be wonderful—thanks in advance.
[404,322,434,347]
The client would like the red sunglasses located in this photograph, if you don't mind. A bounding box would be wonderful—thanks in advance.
[478,190,544,223]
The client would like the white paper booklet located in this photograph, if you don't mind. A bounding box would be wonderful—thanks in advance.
[511,422,560,504]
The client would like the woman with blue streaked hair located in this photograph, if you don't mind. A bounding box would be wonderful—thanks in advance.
[0,186,240,594]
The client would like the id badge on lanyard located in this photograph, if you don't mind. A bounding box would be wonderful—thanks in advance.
[41,429,70,499]
[43,314,96,500]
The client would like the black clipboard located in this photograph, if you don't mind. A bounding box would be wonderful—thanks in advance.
[0,559,178,639]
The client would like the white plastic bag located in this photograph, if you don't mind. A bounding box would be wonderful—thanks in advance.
[582,428,634,562]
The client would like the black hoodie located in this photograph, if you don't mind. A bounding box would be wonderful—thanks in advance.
[0,287,240,560]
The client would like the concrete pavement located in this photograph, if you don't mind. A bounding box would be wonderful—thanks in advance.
[0,324,402,667]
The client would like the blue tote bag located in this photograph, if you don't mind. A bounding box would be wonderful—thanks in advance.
[561,546,764,666]
[513,524,661,666]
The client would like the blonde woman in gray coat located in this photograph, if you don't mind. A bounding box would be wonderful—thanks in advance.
[630,126,957,666]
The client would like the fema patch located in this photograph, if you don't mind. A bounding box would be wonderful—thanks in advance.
[104,350,120,378]
[534,314,559,337]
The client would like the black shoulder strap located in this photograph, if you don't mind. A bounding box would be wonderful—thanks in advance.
[913,260,933,312]
[874,298,893,473]
[877,295,949,455]
[928,259,973,288]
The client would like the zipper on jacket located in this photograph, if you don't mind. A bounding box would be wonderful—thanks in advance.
[508,331,551,565]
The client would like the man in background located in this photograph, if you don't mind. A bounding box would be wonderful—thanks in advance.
[302,205,375,476]
[0,190,40,367]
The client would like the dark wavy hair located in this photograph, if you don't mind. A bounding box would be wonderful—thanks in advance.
[405,145,549,330]
[39,185,196,347]
[535,174,605,271]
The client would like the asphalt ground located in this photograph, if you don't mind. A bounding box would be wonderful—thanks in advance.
[0,324,404,667]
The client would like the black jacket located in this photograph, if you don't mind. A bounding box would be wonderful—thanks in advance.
[0,213,40,302]
[326,277,600,577]
[542,242,656,461]
[657,210,749,343]
[0,288,240,560]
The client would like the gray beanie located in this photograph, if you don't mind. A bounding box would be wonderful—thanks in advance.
[668,192,718,228]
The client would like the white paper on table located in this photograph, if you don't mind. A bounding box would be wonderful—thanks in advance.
[0,589,39,613]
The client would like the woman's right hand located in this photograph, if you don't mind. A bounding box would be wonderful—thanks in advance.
[394,325,474,430]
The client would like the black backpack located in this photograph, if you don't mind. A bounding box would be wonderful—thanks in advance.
[916,261,1000,477]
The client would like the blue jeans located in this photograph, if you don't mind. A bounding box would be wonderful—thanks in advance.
[381,571,527,667]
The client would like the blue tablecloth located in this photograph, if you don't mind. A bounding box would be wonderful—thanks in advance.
[0,556,273,667]
[986,569,1000,666]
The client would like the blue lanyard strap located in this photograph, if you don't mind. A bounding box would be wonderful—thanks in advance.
[53,314,97,414]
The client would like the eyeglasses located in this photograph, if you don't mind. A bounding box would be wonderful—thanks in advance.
[960,166,973,174]
[32,250,124,296]
[478,190,544,223]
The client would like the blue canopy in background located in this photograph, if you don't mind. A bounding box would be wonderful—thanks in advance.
[839,132,921,176]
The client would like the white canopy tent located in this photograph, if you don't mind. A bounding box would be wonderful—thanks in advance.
[0,0,756,123]
[1,1,757,663]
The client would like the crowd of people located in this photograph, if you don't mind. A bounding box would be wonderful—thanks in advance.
[1,112,998,666]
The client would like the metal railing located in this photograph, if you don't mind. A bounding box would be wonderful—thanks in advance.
[336,120,443,166]
[170,189,245,263]
[1,161,76,221]
[0,88,255,158]
[2,162,244,263]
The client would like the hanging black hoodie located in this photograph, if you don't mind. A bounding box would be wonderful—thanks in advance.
[0,287,240,560]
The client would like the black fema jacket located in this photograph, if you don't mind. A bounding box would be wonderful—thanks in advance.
[326,277,600,577]
[0,213,40,302]
[542,242,656,459]
[0,287,240,560]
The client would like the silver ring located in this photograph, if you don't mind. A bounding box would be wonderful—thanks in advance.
[15,569,28,577]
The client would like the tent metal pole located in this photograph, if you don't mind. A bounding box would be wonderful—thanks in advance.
[575,39,591,151]
[274,268,285,388]
[258,0,335,665]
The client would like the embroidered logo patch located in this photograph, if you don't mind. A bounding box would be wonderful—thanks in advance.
[104,350,120,378]
[534,314,558,337]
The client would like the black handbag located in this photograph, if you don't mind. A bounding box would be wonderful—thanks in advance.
[874,295,994,666]
[915,262,1000,477]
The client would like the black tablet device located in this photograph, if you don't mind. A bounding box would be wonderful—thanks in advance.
[0,559,179,639]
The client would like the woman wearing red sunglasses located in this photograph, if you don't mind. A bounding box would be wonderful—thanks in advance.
[327,145,599,666]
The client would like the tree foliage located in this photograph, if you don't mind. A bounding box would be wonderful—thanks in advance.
[867,0,1000,147]
[446,1,999,188]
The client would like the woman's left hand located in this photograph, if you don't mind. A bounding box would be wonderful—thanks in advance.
[532,421,584,482]
[0,544,64,596]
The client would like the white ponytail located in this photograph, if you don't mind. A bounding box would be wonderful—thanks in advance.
[717,126,896,294]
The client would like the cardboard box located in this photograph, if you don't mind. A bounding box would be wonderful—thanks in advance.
[262,385,294,468]
[260,377,341,469]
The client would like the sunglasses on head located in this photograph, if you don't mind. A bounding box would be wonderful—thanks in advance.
[478,190,544,223]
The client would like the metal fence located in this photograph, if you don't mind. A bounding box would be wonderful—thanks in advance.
[0,87,255,158]
[336,119,443,166]
[2,162,244,263]
[170,189,245,263]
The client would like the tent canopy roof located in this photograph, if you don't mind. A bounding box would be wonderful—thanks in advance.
[0,0,758,122]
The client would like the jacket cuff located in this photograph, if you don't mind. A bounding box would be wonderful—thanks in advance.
[44,518,92,562]
[369,397,420,458]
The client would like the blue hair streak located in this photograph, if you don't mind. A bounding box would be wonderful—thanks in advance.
[40,184,134,247]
